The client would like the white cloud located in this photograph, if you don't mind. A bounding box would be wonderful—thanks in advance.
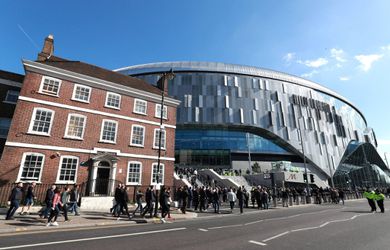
[355,54,383,72]
[380,44,390,51]
[301,70,319,78]
[298,58,328,68]
[330,48,346,62]
[336,63,342,68]
[339,76,350,81]
[378,139,390,146]
[283,52,295,63]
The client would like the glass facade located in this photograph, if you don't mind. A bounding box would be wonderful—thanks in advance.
[118,61,388,185]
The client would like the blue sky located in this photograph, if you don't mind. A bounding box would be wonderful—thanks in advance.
[1,0,389,162]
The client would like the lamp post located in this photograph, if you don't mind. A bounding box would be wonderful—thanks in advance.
[154,69,175,217]
[297,117,311,203]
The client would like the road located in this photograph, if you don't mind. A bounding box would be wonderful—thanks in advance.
[0,200,388,250]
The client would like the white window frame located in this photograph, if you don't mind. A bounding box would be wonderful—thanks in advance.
[133,99,147,115]
[38,76,62,96]
[151,163,164,185]
[17,152,45,183]
[56,155,79,184]
[155,104,168,119]
[64,113,87,140]
[4,90,19,104]
[130,124,145,147]
[126,161,142,185]
[153,128,166,150]
[28,107,55,136]
[105,92,121,110]
[99,119,118,144]
[71,84,91,103]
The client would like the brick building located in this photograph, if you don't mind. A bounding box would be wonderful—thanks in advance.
[0,35,180,197]
[0,70,23,157]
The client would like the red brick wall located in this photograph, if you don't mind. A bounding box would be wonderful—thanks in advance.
[0,70,177,191]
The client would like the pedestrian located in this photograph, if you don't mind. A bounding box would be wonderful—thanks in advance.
[181,186,189,214]
[212,188,220,213]
[374,189,385,213]
[199,187,206,212]
[117,185,131,220]
[192,187,199,211]
[237,187,244,214]
[61,186,70,222]
[188,187,193,209]
[227,188,237,211]
[46,187,62,226]
[363,188,377,212]
[40,184,56,219]
[159,186,170,223]
[5,182,23,220]
[20,182,36,215]
[338,189,345,205]
[282,188,289,207]
[111,183,122,216]
[68,184,80,216]
[141,186,155,218]
[133,189,144,217]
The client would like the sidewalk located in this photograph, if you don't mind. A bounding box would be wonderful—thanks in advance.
[0,206,197,234]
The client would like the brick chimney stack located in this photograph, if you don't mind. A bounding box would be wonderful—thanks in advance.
[37,34,54,61]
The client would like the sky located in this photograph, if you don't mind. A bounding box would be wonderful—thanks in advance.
[1,0,389,163]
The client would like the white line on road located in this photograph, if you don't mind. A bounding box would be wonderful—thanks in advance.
[244,220,263,225]
[263,231,290,242]
[198,228,209,232]
[208,224,243,230]
[0,227,187,250]
[249,240,267,246]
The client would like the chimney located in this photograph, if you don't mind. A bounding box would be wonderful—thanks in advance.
[37,34,54,61]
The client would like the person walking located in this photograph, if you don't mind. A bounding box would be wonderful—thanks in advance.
[40,184,56,219]
[5,182,23,220]
[338,189,345,205]
[20,182,36,215]
[61,186,70,222]
[141,186,155,218]
[212,188,220,213]
[237,186,244,214]
[159,186,170,223]
[132,189,144,217]
[363,188,377,212]
[181,186,189,214]
[374,189,385,213]
[117,185,131,220]
[68,184,80,216]
[227,188,237,212]
[46,187,62,226]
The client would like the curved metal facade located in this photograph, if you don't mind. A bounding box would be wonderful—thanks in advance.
[117,62,377,179]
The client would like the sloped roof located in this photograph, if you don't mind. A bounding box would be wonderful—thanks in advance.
[0,69,24,83]
[37,56,162,95]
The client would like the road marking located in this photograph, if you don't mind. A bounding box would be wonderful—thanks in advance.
[198,228,208,232]
[0,227,187,250]
[208,224,243,230]
[319,222,329,227]
[263,231,290,242]
[249,240,267,246]
[291,226,318,232]
[245,220,263,225]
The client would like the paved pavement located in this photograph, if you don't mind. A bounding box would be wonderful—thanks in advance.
[0,206,197,234]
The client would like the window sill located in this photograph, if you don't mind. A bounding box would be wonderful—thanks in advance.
[55,181,76,185]
[63,136,84,141]
[26,132,51,137]
[3,100,17,105]
[71,98,90,104]
[99,140,116,145]
[153,146,166,151]
[129,144,145,148]
[38,91,60,98]
[133,111,147,116]
[126,182,142,186]
[104,105,121,110]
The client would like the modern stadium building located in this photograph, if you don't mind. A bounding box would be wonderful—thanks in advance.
[116,62,390,188]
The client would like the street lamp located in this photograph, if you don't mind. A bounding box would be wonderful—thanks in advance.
[297,116,310,203]
[154,69,175,217]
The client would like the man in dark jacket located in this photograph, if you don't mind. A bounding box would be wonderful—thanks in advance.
[6,182,23,220]
[181,186,189,214]
[237,186,244,214]
[141,186,155,218]
[40,184,56,218]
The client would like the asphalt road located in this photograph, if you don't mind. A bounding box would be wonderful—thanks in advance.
[0,200,388,250]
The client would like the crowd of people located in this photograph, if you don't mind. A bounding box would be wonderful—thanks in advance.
[5,182,81,227]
